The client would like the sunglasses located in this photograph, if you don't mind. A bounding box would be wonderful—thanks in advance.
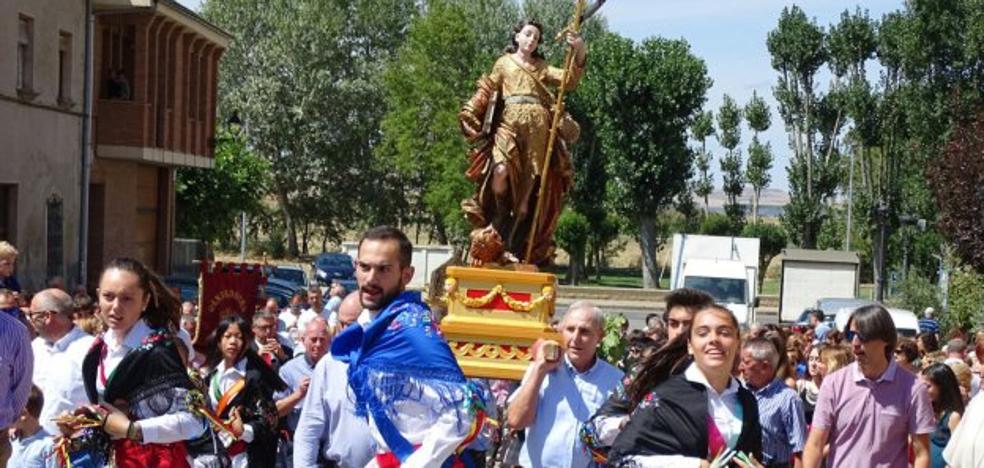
[844,330,869,343]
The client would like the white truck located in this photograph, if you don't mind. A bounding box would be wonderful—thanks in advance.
[670,234,760,325]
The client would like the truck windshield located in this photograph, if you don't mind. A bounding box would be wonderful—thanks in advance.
[683,277,747,304]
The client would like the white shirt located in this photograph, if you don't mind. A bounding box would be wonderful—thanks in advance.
[364,379,473,468]
[296,309,321,334]
[278,310,301,333]
[626,363,744,468]
[210,357,255,468]
[945,391,984,467]
[98,319,205,444]
[32,326,95,435]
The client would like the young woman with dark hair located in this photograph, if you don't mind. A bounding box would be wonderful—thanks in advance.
[607,305,762,466]
[922,363,964,468]
[71,257,206,467]
[205,314,286,468]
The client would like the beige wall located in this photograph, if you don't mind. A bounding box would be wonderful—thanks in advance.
[1,0,86,108]
[0,0,85,290]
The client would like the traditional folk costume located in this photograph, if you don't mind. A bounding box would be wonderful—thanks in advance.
[76,319,207,467]
[330,291,486,468]
[206,349,287,468]
[606,364,762,467]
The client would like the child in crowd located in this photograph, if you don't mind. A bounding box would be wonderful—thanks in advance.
[8,385,56,468]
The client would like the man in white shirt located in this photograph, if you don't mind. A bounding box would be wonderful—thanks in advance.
[508,301,624,468]
[294,290,374,467]
[296,288,324,334]
[27,288,95,435]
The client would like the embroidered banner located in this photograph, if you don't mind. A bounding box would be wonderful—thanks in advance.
[194,261,266,352]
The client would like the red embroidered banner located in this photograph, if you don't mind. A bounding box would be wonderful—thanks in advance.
[194,261,266,352]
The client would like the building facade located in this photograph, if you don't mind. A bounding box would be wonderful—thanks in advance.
[0,0,87,290]
[88,0,229,285]
[1,0,229,290]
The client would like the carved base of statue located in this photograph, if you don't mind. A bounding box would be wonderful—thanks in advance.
[440,266,561,380]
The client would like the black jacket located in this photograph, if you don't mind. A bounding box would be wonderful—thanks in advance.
[207,350,287,467]
[608,373,762,466]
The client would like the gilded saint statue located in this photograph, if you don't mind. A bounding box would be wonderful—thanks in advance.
[459,19,587,267]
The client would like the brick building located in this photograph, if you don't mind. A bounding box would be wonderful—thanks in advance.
[88,0,230,284]
[1,0,229,290]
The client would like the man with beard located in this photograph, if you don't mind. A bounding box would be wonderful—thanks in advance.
[803,305,935,468]
[330,226,481,467]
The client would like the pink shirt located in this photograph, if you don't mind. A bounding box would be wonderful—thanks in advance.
[813,361,936,467]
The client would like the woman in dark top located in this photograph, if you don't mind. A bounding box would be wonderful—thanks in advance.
[921,363,964,468]
[608,304,762,466]
[206,315,286,468]
[72,257,206,467]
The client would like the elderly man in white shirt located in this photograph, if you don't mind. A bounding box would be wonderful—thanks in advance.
[27,288,95,435]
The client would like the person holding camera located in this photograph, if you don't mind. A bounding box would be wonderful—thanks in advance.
[250,311,293,371]
[506,301,622,468]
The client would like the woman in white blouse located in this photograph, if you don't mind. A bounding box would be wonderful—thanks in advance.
[608,304,763,467]
[70,258,207,467]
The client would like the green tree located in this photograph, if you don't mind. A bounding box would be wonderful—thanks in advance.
[699,213,734,236]
[717,94,744,232]
[555,209,591,285]
[744,92,773,224]
[691,110,715,214]
[176,127,270,252]
[203,0,416,256]
[377,0,517,247]
[590,33,712,288]
[943,265,984,334]
[741,222,788,285]
[768,6,838,249]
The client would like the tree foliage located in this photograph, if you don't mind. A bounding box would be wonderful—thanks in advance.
[928,114,984,271]
[555,209,591,285]
[717,94,744,232]
[741,222,787,285]
[376,0,517,247]
[589,33,711,288]
[202,0,416,256]
[176,127,270,250]
[744,92,773,224]
[691,110,715,214]
[768,6,840,249]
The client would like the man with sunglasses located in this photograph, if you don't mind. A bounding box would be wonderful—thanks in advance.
[803,304,936,468]
[28,289,95,436]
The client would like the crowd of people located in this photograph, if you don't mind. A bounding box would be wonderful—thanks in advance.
[2,230,984,468]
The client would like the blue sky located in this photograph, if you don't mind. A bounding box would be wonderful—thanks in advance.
[179,0,905,191]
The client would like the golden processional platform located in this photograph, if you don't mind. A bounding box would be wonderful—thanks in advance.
[441,266,562,380]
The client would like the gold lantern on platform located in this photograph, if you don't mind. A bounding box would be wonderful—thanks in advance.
[441,266,562,380]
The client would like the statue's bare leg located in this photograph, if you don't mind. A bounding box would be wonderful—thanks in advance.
[490,163,514,244]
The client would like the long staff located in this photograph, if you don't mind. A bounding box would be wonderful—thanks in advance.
[523,0,587,263]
